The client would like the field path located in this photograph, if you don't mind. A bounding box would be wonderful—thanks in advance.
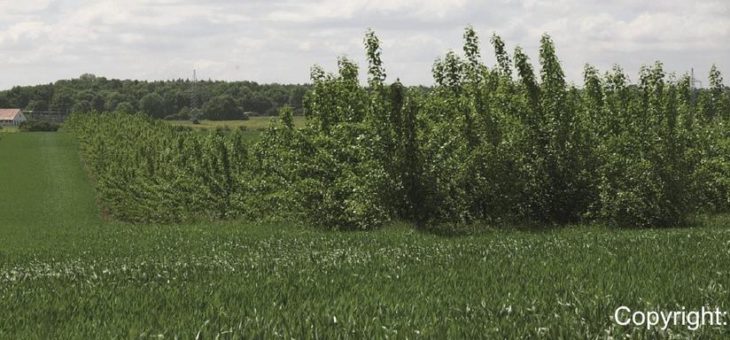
[0,133,99,248]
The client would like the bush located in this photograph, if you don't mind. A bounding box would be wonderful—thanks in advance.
[65,112,254,223]
[203,95,246,120]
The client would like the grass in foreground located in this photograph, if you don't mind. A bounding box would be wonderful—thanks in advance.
[1,133,729,338]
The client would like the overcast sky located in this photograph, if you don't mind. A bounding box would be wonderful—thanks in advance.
[0,0,728,90]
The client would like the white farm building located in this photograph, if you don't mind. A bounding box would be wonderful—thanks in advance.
[0,109,27,126]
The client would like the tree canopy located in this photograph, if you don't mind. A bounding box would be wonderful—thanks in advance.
[0,77,312,120]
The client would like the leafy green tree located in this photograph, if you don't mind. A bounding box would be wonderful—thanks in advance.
[203,95,245,120]
[365,29,386,88]
[241,94,272,115]
[51,87,75,114]
[26,99,48,112]
[537,34,593,222]
[706,64,729,120]
[490,34,512,77]
[71,100,92,113]
[115,102,135,113]
[139,93,165,118]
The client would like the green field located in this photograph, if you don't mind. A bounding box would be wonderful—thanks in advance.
[165,116,306,131]
[0,126,19,133]
[1,132,730,338]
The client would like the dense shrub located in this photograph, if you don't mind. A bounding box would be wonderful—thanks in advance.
[67,113,257,223]
[203,95,248,120]
[67,28,729,229]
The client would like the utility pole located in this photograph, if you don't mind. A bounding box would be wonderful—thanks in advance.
[191,69,198,110]
[690,68,703,111]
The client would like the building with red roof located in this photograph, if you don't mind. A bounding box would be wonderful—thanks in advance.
[0,109,27,126]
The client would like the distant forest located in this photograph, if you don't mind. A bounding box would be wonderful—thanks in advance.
[0,74,312,120]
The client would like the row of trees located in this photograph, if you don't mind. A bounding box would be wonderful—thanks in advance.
[68,28,729,229]
[0,75,310,119]
[68,113,262,222]
[259,28,729,229]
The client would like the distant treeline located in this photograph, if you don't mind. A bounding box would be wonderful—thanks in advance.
[0,75,313,120]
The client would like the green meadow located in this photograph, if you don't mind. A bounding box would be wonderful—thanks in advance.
[1,132,729,338]
[0,126,19,133]
[165,116,306,131]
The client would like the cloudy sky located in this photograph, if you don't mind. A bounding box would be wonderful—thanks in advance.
[0,0,728,90]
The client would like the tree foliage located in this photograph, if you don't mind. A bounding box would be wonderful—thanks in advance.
[67,28,730,229]
[203,95,247,120]
[0,77,311,118]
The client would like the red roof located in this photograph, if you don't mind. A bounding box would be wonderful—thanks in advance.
[0,109,22,119]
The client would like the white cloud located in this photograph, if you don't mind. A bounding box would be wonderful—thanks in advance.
[0,0,727,89]
[0,21,51,44]
[0,0,52,15]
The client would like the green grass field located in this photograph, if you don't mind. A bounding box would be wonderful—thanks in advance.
[0,126,19,133]
[1,132,730,338]
[166,116,306,131]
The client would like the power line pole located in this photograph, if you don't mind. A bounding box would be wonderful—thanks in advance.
[191,69,198,109]
[690,68,703,111]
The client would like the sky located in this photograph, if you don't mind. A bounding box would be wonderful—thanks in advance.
[0,0,728,90]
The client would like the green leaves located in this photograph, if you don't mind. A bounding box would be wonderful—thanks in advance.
[67,27,730,230]
[364,29,386,88]
[66,112,259,223]
[490,34,512,78]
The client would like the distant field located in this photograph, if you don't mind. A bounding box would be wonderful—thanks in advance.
[0,126,19,133]
[2,133,730,338]
[165,115,306,131]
